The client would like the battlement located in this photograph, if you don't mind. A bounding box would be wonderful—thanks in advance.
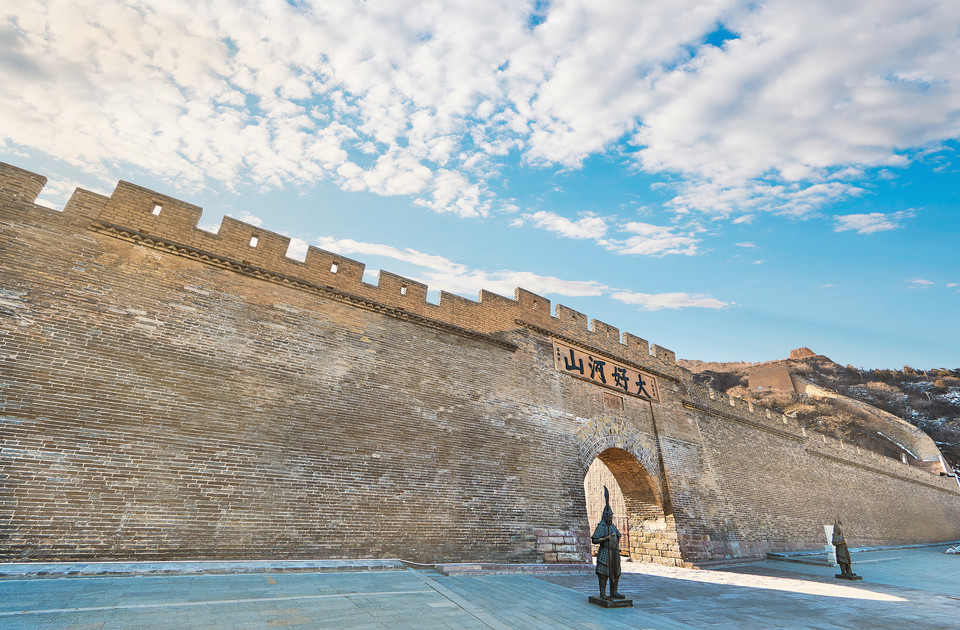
[684,380,954,483]
[0,162,681,376]
[0,162,47,204]
[4,161,959,566]
[684,381,804,440]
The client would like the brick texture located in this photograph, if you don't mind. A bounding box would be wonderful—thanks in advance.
[747,362,796,392]
[2,161,959,566]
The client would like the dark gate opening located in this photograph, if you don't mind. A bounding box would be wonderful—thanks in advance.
[583,447,683,566]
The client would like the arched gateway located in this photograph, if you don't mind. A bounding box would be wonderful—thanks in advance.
[581,444,683,567]
[584,448,681,565]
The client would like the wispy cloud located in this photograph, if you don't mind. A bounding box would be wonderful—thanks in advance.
[610,291,731,311]
[285,237,310,261]
[667,179,860,219]
[34,177,84,210]
[834,211,913,234]
[316,238,463,275]
[907,278,935,288]
[606,222,700,256]
[315,236,727,309]
[230,211,264,227]
[197,210,265,233]
[515,211,701,258]
[316,237,606,298]
[633,2,960,217]
[519,210,609,240]
[735,241,756,248]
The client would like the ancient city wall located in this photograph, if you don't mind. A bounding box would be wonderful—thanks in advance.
[671,384,960,561]
[2,162,958,565]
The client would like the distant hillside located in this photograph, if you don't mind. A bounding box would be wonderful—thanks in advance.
[680,351,960,470]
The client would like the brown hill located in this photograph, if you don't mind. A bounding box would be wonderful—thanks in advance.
[679,350,960,470]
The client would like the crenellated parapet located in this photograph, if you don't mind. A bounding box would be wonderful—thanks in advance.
[0,162,47,204]
[4,160,959,566]
[0,162,682,378]
[805,427,957,494]
[682,380,955,484]
[682,381,806,441]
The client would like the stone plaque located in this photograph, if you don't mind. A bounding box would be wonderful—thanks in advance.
[553,340,659,402]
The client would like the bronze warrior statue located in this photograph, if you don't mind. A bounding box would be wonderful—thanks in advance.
[592,486,625,599]
[832,517,860,580]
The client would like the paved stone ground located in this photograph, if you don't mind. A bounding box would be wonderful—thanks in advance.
[0,569,683,629]
[544,544,960,629]
[1,545,957,629]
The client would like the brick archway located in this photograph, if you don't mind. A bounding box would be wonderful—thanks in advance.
[584,447,684,567]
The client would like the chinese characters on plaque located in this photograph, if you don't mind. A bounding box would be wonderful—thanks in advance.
[553,340,659,402]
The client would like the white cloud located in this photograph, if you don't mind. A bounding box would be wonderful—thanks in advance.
[428,269,608,299]
[735,241,755,248]
[514,212,701,258]
[316,236,605,298]
[316,235,726,309]
[606,221,700,256]
[285,237,309,261]
[610,291,731,311]
[34,177,84,209]
[6,0,956,225]
[1,0,528,215]
[907,278,935,288]
[633,1,960,216]
[834,210,913,234]
[228,210,264,227]
[413,169,489,218]
[947,282,959,288]
[316,237,462,274]
[668,179,861,219]
[522,210,608,239]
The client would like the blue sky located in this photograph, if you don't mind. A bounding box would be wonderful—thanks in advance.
[1,0,958,369]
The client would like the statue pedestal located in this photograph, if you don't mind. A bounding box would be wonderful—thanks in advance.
[588,596,633,608]
[835,574,862,580]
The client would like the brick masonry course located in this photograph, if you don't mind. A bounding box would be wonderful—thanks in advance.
[2,161,959,567]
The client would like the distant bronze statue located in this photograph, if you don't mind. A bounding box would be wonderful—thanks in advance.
[832,517,861,580]
[592,486,624,599]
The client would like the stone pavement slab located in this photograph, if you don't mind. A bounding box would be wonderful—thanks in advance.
[2,546,958,628]
[541,546,960,629]
[0,568,688,629]
[743,543,960,597]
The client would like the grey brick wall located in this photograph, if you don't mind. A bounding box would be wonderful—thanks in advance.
[2,161,959,566]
